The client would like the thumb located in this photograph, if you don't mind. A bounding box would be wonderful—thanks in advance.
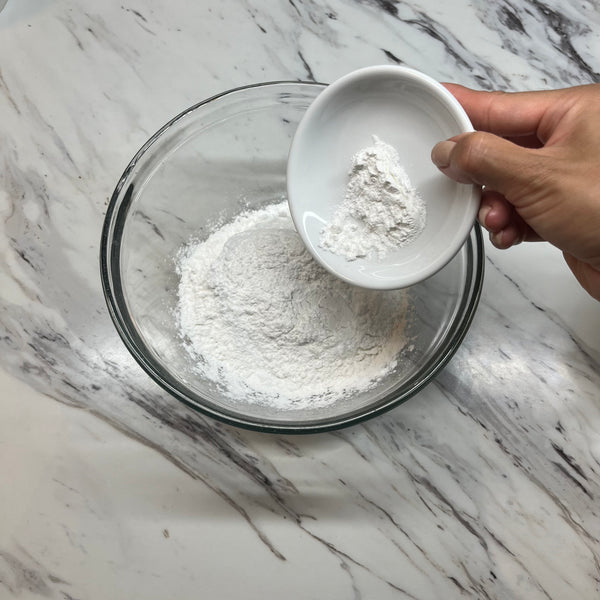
[431,131,549,202]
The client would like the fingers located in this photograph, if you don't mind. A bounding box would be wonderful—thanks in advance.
[479,190,511,232]
[431,131,550,203]
[479,190,541,248]
[442,83,564,140]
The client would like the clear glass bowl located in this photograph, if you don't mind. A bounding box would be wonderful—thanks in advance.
[100,82,484,434]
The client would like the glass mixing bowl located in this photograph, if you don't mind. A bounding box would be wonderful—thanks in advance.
[100,82,484,434]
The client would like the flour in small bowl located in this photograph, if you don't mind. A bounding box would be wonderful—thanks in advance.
[176,201,411,409]
[320,136,426,260]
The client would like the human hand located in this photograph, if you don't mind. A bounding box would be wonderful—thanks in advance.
[431,83,600,301]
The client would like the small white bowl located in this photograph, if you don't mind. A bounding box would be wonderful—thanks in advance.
[287,65,480,290]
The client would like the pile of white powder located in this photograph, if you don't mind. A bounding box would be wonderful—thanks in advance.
[177,202,410,409]
[320,136,426,260]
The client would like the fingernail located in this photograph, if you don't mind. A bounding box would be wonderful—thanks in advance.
[490,230,502,248]
[431,140,456,168]
[490,229,512,248]
[491,227,521,249]
[478,204,491,227]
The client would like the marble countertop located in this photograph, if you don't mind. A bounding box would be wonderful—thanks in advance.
[1,1,599,598]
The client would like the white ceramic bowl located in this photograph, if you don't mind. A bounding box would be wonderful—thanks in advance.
[287,65,480,290]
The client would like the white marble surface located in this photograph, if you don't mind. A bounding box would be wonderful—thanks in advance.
[1,0,600,598]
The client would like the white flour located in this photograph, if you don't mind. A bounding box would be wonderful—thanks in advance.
[177,202,410,409]
[320,136,426,260]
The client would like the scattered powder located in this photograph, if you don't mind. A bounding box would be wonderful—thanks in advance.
[320,135,426,260]
[176,201,410,409]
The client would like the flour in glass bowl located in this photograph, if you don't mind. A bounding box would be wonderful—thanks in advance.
[176,201,411,409]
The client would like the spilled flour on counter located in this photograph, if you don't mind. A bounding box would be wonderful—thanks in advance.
[177,202,410,408]
[320,136,426,260]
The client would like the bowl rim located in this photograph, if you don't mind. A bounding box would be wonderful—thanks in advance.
[100,80,485,434]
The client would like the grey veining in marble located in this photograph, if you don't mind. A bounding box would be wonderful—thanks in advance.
[1,0,600,598]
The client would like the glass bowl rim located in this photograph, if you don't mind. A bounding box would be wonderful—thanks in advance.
[100,80,485,434]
